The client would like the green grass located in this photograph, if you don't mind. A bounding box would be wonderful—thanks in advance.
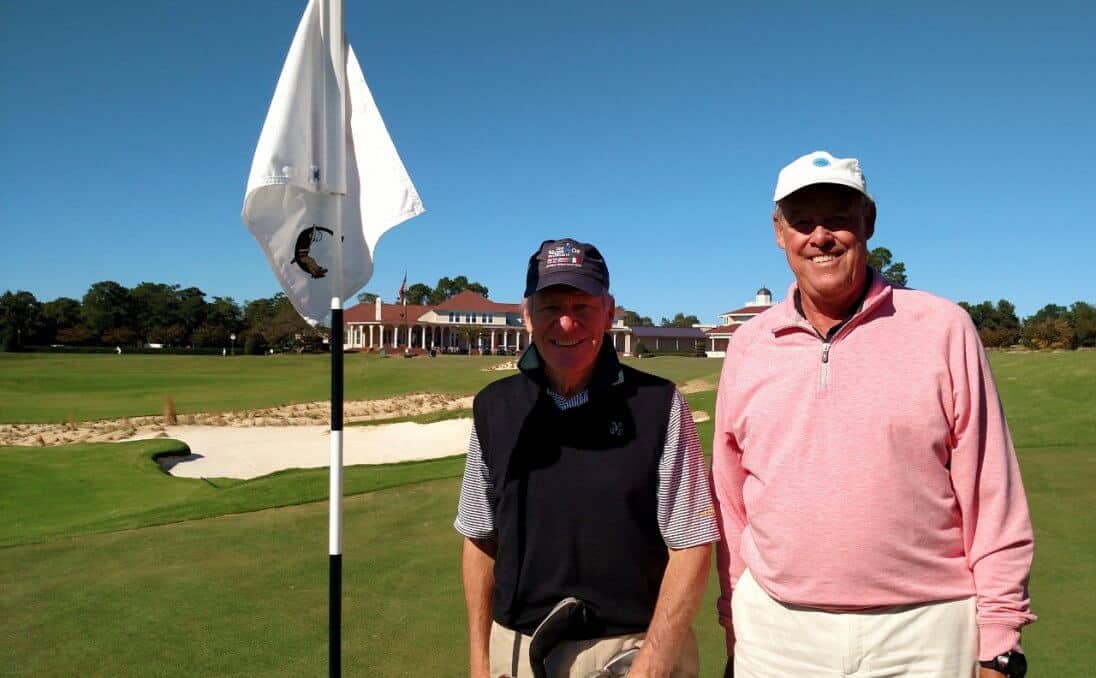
[1,352,1093,676]
[3,442,1090,676]
[989,351,1096,447]
[2,480,468,677]
[0,439,465,548]
[0,352,722,423]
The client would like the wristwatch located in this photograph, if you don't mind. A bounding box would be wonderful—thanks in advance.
[979,651,1027,677]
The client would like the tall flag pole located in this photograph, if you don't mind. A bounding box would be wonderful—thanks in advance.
[241,1,424,674]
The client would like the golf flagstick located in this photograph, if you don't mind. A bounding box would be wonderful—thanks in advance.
[330,296,344,677]
[240,0,425,673]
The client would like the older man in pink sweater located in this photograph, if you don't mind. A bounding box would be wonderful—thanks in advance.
[712,151,1035,678]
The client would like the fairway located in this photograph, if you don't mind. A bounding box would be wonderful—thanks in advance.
[0,353,722,424]
[2,352,1093,676]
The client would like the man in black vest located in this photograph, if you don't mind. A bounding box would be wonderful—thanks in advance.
[455,238,719,678]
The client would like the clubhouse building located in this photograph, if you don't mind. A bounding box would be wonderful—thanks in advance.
[342,287,776,357]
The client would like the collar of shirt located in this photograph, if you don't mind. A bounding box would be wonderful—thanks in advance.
[794,267,874,340]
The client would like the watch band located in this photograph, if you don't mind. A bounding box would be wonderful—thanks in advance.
[979,651,1027,678]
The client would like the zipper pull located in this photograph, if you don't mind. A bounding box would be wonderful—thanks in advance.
[821,342,830,363]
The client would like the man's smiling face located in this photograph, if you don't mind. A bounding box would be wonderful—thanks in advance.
[524,285,615,394]
[774,184,874,315]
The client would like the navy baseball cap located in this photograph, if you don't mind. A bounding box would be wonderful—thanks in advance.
[524,238,610,298]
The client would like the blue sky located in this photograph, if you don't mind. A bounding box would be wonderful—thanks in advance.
[3,1,1093,322]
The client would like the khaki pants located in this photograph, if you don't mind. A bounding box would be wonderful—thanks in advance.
[489,620,699,678]
[732,569,978,677]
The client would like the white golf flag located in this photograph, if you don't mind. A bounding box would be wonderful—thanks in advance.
[242,0,424,325]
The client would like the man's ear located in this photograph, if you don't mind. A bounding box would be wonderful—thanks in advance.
[864,199,877,240]
[604,294,616,331]
[773,208,787,250]
[522,297,534,334]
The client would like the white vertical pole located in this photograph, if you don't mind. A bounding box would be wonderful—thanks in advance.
[328,297,344,678]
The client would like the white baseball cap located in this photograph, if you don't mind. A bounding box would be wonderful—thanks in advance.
[773,150,870,202]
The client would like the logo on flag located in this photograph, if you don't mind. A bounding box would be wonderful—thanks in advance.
[292,225,339,279]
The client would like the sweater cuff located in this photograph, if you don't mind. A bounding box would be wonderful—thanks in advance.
[978,624,1021,661]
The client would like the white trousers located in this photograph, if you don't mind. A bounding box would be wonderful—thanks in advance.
[732,569,978,677]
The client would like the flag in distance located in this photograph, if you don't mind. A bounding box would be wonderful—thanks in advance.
[397,272,407,304]
[242,0,424,326]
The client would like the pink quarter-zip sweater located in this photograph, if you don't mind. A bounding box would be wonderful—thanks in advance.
[712,273,1035,661]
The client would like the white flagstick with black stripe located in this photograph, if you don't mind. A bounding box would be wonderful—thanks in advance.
[241,0,425,674]
[329,296,344,677]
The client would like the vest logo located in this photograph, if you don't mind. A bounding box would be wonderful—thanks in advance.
[292,225,334,279]
[609,421,624,437]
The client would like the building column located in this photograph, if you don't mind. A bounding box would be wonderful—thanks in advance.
[392,325,399,348]
[490,331,496,351]
[625,333,631,355]
[378,325,384,347]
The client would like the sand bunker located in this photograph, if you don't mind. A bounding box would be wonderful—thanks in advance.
[1,381,717,480]
[130,419,473,480]
[679,379,716,394]
[0,393,472,447]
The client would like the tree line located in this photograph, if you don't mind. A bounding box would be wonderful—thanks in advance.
[385,276,489,306]
[0,282,317,353]
[0,275,494,353]
[3,264,1091,352]
[959,299,1095,350]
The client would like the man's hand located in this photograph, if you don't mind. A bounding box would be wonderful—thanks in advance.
[462,537,498,678]
[627,544,712,677]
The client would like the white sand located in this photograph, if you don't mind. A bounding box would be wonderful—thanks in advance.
[129,418,472,480]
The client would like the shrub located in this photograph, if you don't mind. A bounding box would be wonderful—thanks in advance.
[1022,318,1073,350]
